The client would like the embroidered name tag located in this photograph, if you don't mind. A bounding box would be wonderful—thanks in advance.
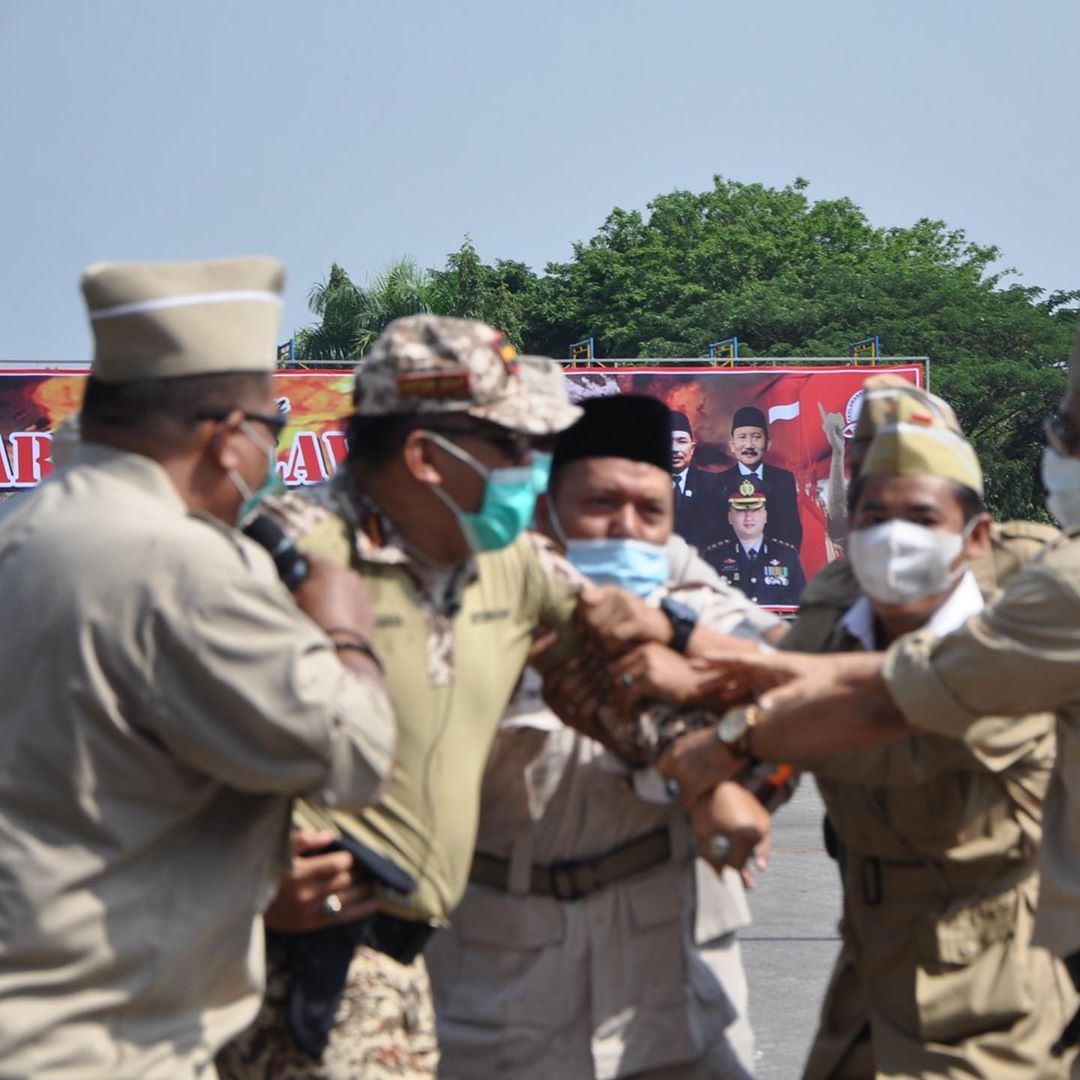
[396,370,472,399]
[471,608,510,623]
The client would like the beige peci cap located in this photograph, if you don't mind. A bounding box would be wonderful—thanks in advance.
[861,422,984,496]
[353,315,581,436]
[81,256,285,383]
[854,374,962,442]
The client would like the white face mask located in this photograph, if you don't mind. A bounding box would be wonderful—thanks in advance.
[1042,447,1080,529]
[847,518,971,605]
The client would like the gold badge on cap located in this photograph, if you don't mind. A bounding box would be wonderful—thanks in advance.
[493,333,519,372]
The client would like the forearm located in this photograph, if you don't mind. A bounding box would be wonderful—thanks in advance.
[750,655,915,764]
[686,625,765,659]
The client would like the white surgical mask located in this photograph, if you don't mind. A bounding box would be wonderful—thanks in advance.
[847,518,971,605]
[1041,447,1080,529]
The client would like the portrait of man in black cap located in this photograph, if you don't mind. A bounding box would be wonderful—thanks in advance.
[669,410,723,551]
[715,405,802,549]
[702,480,806,606]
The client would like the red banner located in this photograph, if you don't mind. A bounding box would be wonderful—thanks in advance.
[0,363,923,608]
[565,365,923,608]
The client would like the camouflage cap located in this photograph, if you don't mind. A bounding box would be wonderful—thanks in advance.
[854,374,962,442]
[354,316,581,436]
[728,478,767,510]
[861,422,983,496]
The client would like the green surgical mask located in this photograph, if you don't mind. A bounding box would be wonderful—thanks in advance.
[231,420,285,526]
[424,431,546,553]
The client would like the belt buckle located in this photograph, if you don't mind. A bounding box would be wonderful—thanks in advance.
[549,859,599,901]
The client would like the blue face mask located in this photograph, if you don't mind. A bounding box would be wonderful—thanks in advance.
[565,537,670,597]
[425,431,545,553]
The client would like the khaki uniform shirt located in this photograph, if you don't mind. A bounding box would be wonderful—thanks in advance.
[885,528,1080,960]
[796,572,1075,1078]
[271,483,580,924]
[0,445,395,1079]
[426,552,774,1079]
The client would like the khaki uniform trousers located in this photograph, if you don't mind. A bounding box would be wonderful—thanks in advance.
[802,872,1077,1080]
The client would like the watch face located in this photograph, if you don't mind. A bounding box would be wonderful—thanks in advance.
[718,709,748,746]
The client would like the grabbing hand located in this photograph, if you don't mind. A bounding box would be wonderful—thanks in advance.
[575,585,672,658]
[264,829,379,933]
[607,643,714,713]
[692,782,771,887]
[689,649,821,714]
[657,724,742,810]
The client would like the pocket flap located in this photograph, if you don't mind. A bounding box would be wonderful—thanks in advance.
[627,866,684,931]
[922,887,1019,965]
[453,885,565,948]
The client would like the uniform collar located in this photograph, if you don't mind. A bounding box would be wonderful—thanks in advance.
[840,569,984,650]
[737,462,763,477]
[71,440,188,513]
[329,473,480,611]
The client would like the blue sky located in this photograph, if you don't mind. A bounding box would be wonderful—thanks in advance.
[2,0,1077,361]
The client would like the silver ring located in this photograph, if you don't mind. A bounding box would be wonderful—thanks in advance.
[664,778,681,799]
[323,893,343,916]
[706,835,732,864]
[620,672,635,688]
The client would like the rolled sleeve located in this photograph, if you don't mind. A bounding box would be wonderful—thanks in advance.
[884,555,1080,739]
[883,626,979,740]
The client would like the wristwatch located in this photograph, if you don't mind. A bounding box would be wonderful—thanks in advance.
[716,705,759,761]
[659,596,698,654]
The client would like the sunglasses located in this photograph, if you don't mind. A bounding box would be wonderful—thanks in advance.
[197,408,289,443]
[424,423,535,465]
[1044,413,1080,457]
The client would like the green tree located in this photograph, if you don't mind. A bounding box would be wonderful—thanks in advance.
[428,238,536,350]
[295,258,434,363]
[524,177,1078,520]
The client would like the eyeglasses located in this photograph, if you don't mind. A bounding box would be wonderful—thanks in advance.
[424,423,535,465]
[1044,412,1080,457]
[197,408,289,442]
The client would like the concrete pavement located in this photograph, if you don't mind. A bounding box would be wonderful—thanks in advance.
[741,782,842,1078]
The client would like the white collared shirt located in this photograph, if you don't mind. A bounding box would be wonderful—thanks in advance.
[737,462,763,478]
[840,568,984,651]
[673,467,689,494]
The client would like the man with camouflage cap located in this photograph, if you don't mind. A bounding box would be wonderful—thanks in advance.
[220,317,717,1079]
[0,257,396,1079]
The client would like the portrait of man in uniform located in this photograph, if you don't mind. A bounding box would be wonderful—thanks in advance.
[702,480,805,606]
[670,410,721,551]
[715,405,802,549]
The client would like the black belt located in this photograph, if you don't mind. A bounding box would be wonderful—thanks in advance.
[470,827,672,901]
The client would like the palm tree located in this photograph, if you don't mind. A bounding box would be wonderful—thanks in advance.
[294,259,435,364]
